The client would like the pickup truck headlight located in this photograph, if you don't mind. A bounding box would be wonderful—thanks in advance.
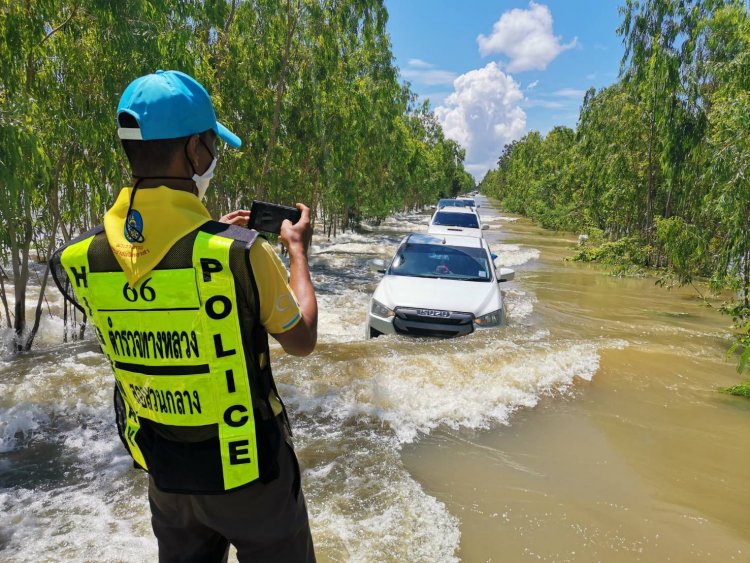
[371,299,394,319]
[474,309,503,327]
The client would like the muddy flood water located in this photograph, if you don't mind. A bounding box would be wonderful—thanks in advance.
[1,196,749,562]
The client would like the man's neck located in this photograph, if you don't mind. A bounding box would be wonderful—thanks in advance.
[133,177,197,195]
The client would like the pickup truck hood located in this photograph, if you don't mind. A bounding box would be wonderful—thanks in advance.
[374,274,501,316]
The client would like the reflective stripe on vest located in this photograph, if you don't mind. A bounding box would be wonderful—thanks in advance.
[60,231,260,490]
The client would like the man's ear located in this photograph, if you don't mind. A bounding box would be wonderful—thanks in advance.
[185,134,201,171]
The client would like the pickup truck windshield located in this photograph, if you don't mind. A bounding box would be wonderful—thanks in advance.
[389,243,491,282]
[437,199,467,208]
[432,212,480,228]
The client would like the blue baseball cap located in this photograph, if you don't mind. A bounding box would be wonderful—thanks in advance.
[117,70,241,148]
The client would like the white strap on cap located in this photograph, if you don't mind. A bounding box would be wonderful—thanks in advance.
[117,127,144,140]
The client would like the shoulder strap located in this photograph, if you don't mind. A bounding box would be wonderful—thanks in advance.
[199,221,260,246]
[50,225,104,313]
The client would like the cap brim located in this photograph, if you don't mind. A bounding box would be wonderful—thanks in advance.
[216,122,242,148]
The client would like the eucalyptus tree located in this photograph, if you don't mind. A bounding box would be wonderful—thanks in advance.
[213,0,427,229]
[0,0,225,350]
[703,3,750,373]
[479,0,750,376]
[577,85,654,239]
[620,0,750,372]
[0,0,469,351]
[618,0,689,237]
[1,1,71,350]
[482,131,543,217]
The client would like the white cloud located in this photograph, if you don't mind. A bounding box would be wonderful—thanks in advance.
[477,2,577,72]
[435,62,526,179]
[408,58,434,69]
[523,98,564,109]
[401,59,457,85]
[401,68,457,86]
[526,80,539,90]
[552,88,586,98]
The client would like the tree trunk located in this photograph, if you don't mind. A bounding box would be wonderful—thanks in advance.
[646,101,656,238]
[22,218,58,351]
[743,239,750,309]
[63,297,69,343]
[7,218,32,351]
[78,314,87,340]
[0,264,11,329]
[258,0,300,200]
[49,153,71,242]
[212,0,239,81]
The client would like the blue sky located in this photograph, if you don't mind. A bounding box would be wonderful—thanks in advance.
[385,1,624,179]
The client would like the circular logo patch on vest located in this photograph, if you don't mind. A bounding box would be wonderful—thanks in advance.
[125,210,145,243]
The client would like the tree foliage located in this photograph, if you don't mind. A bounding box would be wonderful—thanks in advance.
[479,0,750,376]
[0,0,471,351]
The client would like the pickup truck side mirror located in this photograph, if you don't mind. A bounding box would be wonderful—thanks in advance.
[481,224,489,230]
[495,267,515,282]
[369,258,386,274]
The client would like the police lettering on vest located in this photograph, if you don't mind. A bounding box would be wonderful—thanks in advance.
[56,226,276,492]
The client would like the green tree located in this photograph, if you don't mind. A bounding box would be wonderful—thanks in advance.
[480,0,750,377]
[0,0,470,351]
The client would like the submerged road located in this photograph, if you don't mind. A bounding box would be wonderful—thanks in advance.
[1,196,748,561]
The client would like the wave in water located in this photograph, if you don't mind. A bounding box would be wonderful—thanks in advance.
[0,210,607,562]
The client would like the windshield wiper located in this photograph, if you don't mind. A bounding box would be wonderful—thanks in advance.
[392,273,440,279]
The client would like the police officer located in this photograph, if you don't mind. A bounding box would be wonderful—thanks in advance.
[51,70,317,562]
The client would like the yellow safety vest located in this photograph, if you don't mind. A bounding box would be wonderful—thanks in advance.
[58,226,281,492]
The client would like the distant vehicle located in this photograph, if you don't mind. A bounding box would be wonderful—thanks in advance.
[456,198,478,209]
[367,233,515,338]
[427,207,488,237]
[436,198,468,209]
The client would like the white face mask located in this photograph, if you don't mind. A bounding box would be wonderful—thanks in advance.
[193,157,217,200]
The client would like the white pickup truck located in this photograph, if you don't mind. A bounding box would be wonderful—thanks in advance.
[427,207,488,238]
[367,233,514,338]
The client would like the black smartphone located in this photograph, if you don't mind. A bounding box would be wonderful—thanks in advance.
[247,201,302,234]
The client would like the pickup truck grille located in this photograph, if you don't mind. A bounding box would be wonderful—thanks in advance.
[393,308,474,337]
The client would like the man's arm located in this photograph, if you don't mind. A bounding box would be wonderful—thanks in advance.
[272,204,317,356]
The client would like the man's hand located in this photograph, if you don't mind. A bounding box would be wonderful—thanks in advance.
[279,203,312,254]
[219,210,250,226]
[273,203,317,357]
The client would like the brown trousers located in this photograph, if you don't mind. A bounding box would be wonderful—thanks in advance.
[148,441,316,563]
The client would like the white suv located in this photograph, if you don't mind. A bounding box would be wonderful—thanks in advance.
[367,233,514,338]
[427,207,488,238]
